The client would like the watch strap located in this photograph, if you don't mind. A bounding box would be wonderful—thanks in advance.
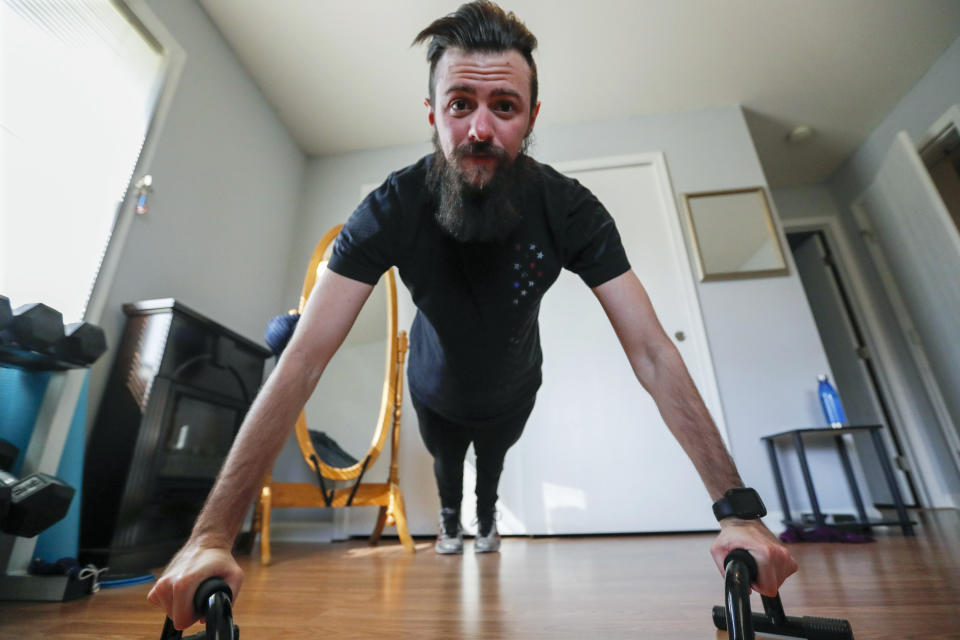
[712,487,766,521]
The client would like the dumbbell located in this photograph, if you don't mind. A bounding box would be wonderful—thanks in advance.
[50,322,108,365]
[0,439,18,473]
[0,302,64,352]
[0,295,11,332]
[0,299,107,365]
[0,442,75,538]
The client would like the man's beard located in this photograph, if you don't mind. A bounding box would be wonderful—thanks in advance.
[426,133,533,244]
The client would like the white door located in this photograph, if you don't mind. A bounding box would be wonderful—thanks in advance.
[487,154,726,535]
[854,131,960,487]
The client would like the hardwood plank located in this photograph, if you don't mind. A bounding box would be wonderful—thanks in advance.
[0,509,957,638]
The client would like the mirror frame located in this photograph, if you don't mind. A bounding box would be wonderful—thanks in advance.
[292,224,400,480]
[682,186,788,282]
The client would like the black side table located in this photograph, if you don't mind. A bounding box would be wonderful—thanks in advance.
[762,425,914,535]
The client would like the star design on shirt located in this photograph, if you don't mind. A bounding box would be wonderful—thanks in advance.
[509,239,548,311]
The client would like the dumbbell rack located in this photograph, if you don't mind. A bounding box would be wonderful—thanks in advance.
[0,296,105,601]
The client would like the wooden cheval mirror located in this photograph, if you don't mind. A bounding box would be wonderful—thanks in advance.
[254,224,415,562]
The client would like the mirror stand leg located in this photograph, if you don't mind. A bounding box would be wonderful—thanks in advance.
[259,484,272,565]
[390,486,416,553]
[370,507,388,545]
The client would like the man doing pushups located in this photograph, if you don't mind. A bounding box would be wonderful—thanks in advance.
[149,1,797,629]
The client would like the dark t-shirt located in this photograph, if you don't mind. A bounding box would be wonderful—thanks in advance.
[328,154,630,423]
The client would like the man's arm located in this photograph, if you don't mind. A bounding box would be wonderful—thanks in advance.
[592,270,796,595]
[148,269,374,629]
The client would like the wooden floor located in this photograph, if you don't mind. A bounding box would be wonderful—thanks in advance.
[0,509,957,639]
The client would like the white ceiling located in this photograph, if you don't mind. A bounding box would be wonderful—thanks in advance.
[198,0,960,187]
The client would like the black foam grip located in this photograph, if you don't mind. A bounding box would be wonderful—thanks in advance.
[193,577,232,615]
[802,615,854,640]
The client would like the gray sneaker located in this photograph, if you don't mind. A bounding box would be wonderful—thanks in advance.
[435,510,463,555]
[474,522,501,553]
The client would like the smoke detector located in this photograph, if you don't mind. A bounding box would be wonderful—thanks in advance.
[786,125,815,144]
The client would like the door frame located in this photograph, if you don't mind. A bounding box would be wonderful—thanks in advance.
[782,214,947,507]
[917,104,960,166]
[553,152,729,445]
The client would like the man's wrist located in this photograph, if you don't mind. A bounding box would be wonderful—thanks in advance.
[190,528,235,551]
[718,516,761,528]
[712,487,766,522]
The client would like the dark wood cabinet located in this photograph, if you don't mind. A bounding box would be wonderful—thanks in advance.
[80,299,269,572]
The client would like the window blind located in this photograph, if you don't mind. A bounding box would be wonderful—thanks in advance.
[1,0,165,322]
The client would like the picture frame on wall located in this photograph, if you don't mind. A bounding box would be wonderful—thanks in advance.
[682,187,788,282]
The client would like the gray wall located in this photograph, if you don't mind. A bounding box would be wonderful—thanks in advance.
[87,0,306,423]
[773,184,846,222]
[534,108,847,525]
[773,184,960,508]
[279,105,859,537]
[830,36,960,208]
[770,35,960,508]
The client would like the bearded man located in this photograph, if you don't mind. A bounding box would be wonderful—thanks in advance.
[149,1,797,629]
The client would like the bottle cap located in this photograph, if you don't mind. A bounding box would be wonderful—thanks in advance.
[817,375,827,382]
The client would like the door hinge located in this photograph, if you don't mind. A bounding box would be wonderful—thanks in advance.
[894,455,910,472]
[855,345,870,360]
[907,328,923,346]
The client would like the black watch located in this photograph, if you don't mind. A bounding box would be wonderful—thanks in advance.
[712,488,766,522]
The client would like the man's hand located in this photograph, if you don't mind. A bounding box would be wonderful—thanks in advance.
[147,541,243,630]
[710,518,797,596]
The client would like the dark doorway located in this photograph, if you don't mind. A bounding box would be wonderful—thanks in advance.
[788,229,920,508]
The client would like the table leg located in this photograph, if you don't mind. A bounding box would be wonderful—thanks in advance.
[834,434,868,525]
[793,432,825,527]
[765,440,792,524]
[869,428,914,535]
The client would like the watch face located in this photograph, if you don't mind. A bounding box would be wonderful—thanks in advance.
[730,489,766,518]
[737,489,767,518]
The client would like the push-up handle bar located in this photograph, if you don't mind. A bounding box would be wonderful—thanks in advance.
[713,548,854,640]
[159,577,238,640]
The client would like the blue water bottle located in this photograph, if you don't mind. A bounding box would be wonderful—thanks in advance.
[818,374,847,428]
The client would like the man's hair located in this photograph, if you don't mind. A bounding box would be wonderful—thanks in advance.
[412,1,539,112]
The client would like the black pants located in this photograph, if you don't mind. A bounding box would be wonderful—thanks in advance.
[413,395,535,519]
